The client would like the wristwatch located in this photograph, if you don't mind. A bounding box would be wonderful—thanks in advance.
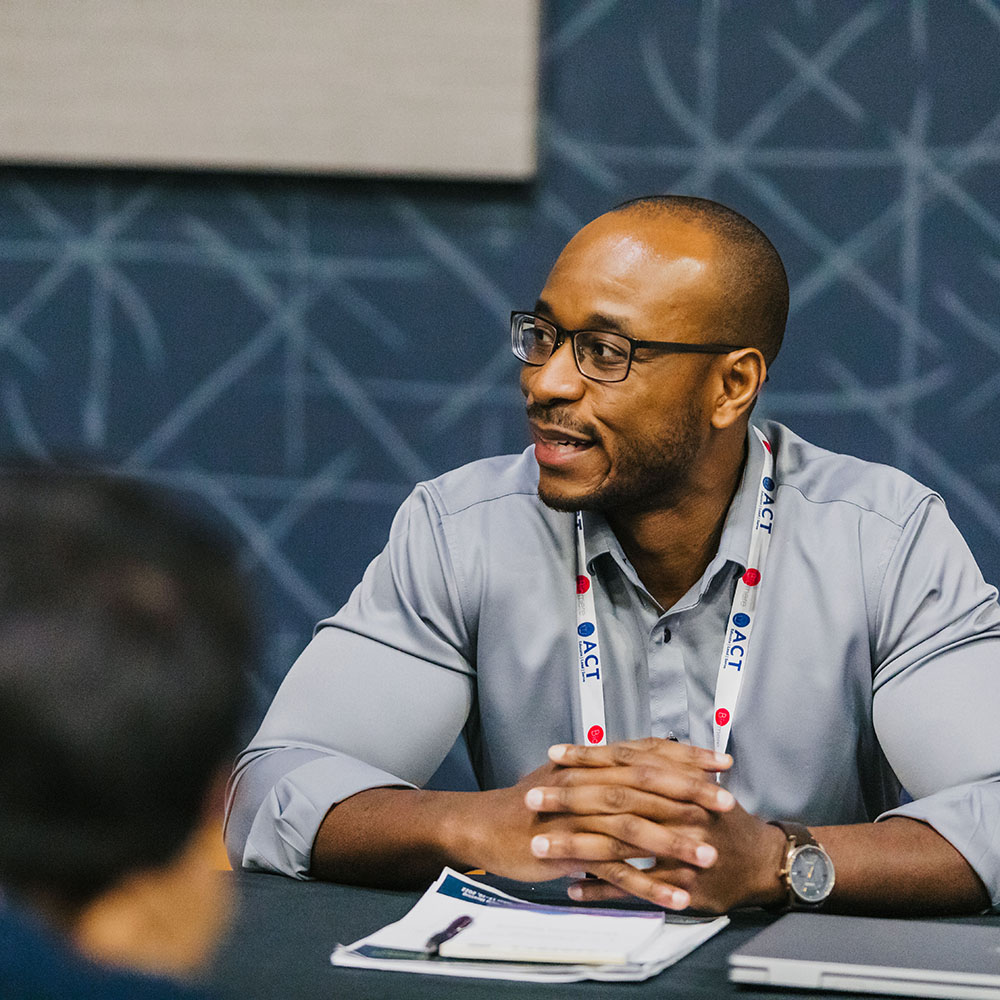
[769,821,835,909]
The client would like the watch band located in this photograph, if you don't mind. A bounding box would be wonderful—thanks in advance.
[772,820,817,851]
[769,820,832,911]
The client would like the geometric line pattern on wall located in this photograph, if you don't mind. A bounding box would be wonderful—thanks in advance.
[2,0,999,709]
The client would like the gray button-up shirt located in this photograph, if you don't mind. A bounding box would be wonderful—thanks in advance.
[226,421,1000,907]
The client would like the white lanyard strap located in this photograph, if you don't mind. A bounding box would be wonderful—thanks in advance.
[573,427,775,755]
[574,511,608,745]
[712,427,775,756]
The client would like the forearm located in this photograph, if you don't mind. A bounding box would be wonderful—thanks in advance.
[310,786,483,888]
[228,627,476,877]
[815,816,989,915]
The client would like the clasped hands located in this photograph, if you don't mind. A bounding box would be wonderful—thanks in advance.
[501,737,783,913]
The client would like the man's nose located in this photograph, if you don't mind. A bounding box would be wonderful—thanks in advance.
[520,339,586,404]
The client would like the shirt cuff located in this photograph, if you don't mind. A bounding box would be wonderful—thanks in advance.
[877,778,1000,911]
[240,753,416,879]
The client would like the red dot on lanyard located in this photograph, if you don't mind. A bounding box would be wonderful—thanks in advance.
[587,725,604,744]
[576,575,590,594]
[742,568,761,586]
[763,440,772,453]
[715,708,730,727]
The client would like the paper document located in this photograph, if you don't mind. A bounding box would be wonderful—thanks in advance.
[331,868,729,983]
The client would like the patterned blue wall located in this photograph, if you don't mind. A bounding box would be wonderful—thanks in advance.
[2,0,999,716]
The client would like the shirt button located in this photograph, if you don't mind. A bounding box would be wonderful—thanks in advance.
[663,628,672,643]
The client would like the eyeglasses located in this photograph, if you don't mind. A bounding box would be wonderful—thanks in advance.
[511,311,743,383]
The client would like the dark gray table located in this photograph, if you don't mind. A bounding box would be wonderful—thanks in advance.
[204,870,996,1000]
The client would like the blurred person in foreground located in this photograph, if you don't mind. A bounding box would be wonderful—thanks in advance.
[0,465,252,998]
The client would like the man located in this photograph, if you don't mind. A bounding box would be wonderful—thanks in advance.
[226,196,1000,915]
[0,465,251,997]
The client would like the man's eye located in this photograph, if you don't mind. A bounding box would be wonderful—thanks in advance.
[582,336,629,366]
[531,324,556,348]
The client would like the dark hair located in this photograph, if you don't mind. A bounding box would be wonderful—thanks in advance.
[0,464,252,905]
[612,195,789,366]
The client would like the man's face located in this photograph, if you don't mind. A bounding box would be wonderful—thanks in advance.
[519,212,727,515]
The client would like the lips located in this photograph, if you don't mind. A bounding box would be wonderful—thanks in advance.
[529,421,596,469]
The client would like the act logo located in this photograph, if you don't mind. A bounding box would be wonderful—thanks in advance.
[725,613,751,671]
[578,636,600,680]
[756,476,775,533]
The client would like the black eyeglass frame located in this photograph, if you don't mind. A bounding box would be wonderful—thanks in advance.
[511,310,746,383]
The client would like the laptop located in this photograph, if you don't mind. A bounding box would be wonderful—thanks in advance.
[729,913,1000,999]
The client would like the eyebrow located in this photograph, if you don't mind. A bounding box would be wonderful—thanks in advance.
[533,299,636,337]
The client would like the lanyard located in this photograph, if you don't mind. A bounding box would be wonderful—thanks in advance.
[574,428,775,753]
[574,510,607,745]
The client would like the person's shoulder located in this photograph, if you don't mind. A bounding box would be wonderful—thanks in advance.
[417,448,541,517]
[0,902,206,1000]
[764,420,937,527]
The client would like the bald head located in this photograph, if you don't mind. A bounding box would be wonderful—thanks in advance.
[610,196,788,366]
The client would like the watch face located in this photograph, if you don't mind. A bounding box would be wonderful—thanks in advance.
[789,845,835,903]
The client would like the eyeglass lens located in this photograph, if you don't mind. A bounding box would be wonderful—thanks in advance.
[514,315,632,382]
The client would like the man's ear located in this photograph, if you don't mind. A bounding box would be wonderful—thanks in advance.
[711,349,766,430]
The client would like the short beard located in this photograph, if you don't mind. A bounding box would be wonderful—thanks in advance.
[535,401,703,515]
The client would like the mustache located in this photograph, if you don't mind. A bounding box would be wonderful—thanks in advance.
[525,403,598,440]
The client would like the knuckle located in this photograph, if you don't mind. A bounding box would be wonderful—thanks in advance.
[676,803,708,826]
[681,775,704,801]
[671,867,696,890]
[656,830,684,858]
[547,786,569,808]
[634,764,657,789]
[670,832,696,857]
[617,815,644,846]
[601,784,630,811]
[603,860,638,883]
[614,744,637,765]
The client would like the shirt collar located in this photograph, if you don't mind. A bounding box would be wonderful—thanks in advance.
[580,508,618,565]
[712,425,767,574]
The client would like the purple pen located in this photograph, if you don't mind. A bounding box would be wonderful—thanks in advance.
[423,914,474,958]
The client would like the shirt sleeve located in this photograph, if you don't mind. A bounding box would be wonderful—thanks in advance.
[871,494,1000,908]
[224,485,476,878]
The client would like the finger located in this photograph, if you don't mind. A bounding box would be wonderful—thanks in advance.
[567,881,629,902]
[549,739,731,774]
[524,782,716,825]
[572,861,694,910]
[530,817,717,869]
[546,767,736,813]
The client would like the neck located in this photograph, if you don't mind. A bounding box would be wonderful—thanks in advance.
[606,431,747,610]
[71,810,230,979]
